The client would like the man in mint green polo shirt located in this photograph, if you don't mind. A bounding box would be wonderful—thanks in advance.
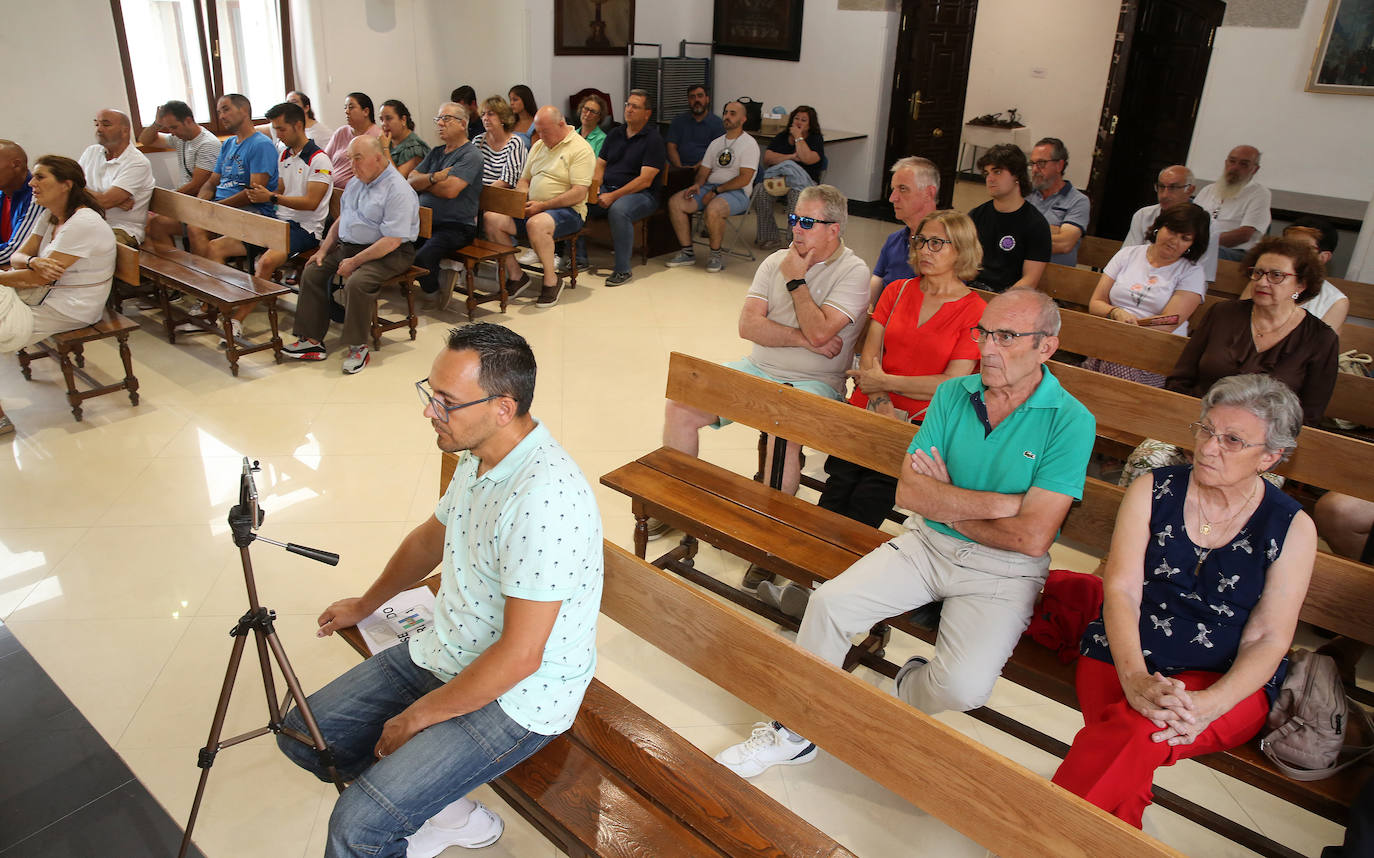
[279,323,602,856]
[716,290,1095,778]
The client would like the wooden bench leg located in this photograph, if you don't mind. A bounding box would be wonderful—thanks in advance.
[117,332,140,407]
[72,343,86,369]
[17,348,34,381]
[842,623,891,672]
[221,313,242,377]
[633,503,649,558]
[57,346,83,422]
[404,281,418,341]
[266,298,283,364]
[464,261,478,321]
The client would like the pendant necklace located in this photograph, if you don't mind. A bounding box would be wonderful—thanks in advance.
[1196,479,1257,536]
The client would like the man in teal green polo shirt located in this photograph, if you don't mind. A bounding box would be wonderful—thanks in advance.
[716,290,1095,778]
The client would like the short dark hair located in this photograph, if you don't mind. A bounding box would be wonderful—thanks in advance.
[347,92,375,122]
[158,100,195,122]
[1034,136,1068,163]
[1242,236,1326,304]
[627,88,653,112]
[976,144,1031,197]
[451,85,477,105]
[1285,215,1338,254]
[687,83,707,97]
[1147,202,1210,263]
[265,101,305,127]
[381,99,415,131]
[445,323,537,416]
[219,93,252,113]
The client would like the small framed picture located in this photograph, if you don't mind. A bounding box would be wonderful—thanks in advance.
[554,0,635,57]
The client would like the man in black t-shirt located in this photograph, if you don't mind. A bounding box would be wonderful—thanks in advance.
[967,144,1051,293]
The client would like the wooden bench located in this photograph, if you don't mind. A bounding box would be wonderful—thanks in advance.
[600,352,1374,858]
[1039,262,1228,318]
[16,245,141,421]
[575,167,677,273]
[1077,234,1121,271]
[453,186,526,320]
[367,206,431,350]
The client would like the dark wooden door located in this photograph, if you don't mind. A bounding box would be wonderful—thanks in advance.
[1087,0,1226,238]
[883,0,980,209]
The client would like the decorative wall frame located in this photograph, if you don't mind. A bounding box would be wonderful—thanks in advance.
[1306,0,1374,95]
[555,0,635,57]
[712,0,805,62]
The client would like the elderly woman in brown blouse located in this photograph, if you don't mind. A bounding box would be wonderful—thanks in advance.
[1166,236,1339,424]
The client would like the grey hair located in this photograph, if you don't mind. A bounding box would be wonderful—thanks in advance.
[1199,375,1301,460]
[890,156,939,194]
[985,289,1062,338]
[1160,164,1195,187]
[627,88,653,111]
[798,184,848,235]
[1035,136,1068,163]
[441,102,467,122]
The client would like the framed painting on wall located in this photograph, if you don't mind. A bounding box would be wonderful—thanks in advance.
[713,0,805,62]
[1306,0,1374,95]
[555,0,635,56]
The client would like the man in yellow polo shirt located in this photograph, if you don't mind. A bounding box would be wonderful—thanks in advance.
[484,105,593,308]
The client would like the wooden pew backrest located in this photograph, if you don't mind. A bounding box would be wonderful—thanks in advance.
[150,188,290,252]
[1077,235,1121,271]
[479,185,528,219]
[115,243,140,287]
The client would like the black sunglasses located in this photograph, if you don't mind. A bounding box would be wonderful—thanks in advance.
[788,214,837,230]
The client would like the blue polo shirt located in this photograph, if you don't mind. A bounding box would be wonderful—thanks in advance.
[411,420,603,735]
[212,131,280,217]
[337,163,420,244]
[873,225,916,288]
[666,111,725,165]
[909,367,1095,542]
[1027,180,1091,266]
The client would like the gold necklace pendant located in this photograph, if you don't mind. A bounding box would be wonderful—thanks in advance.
[1200,522,1212,535]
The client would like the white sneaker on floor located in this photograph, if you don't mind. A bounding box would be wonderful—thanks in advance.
[516,248,538,266]
[714,721,816,778]
[342,345,370,374]
[406,799,504,856]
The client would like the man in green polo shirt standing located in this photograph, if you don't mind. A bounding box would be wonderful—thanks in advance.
[716,290,1095,777]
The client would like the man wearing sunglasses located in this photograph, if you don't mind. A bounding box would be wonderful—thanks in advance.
[282,322,603,856]
[716,290,1095,778]
[1124,164,1220,282]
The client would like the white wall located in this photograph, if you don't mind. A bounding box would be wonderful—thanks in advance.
[961,0,1118,189]
[1188,2,1374,201]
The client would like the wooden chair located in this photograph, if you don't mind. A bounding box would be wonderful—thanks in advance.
[367,206,431,349]
[567,87,614,127]
[453,185,527,320]
[17,246,141,421]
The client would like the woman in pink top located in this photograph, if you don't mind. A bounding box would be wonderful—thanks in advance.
[324,92,382,188]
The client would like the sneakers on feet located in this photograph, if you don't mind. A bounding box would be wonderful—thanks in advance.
[406,799,504,856]
[282,339,326,360]
[535,279,562,308]
[644,517,669,541]
[706,251,725,273]
[756,581,810,619]
[742,564,772,591]
[715,721,816,778]
[553,254,569,274]
[894,655,929,699]
[516,248,538,266]
[665,249,696,268]
[0,415,14,436]
[342,345,370,374]
[507,272,533,298]
[604,270,633,287]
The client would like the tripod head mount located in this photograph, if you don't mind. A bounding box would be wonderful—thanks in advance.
[229,457,340,565]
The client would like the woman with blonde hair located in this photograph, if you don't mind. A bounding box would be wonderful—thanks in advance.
[472,96,528,189]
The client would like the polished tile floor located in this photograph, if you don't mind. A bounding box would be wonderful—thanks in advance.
[0,190,1350,856]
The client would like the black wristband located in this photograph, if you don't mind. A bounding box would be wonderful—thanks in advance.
[270,194,279,205]
[785,278,806,292]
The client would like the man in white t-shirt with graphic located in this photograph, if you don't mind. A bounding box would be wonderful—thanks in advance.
[77,109,155,246]
[665,100,759,273]
[138,99,222,251]
[1192,144,1270,261]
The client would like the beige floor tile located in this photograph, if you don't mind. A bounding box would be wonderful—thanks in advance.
[0,451,152,528]
[0,527,85,618]
[156,401,322,459]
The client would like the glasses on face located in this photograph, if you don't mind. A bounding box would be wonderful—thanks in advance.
[1028,159,1061,169]
[582,106,602,116]
[969,325,1049,347]
[415,379,498,424]
[910,234,952,252]
[433,114,462,125]
[1155,182,1190,192]
[1189,421,1263,454]
[1246,267,1298,286]
[788,214,837,230]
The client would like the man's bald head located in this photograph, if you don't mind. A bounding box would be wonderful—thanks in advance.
[1223,145,1260,184]
[94,108,132,152]
[348,134,389,183]
[0,140,29,193]
[533,105,568,147]
[1155,164,1195,208]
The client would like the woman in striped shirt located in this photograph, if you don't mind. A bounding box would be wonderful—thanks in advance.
[471,96,528,189]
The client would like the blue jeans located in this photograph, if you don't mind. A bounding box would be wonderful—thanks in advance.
[582,187,659,273]
[277,645,557,858]
[414,222,477,293]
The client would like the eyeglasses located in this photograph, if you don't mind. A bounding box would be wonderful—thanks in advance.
[1154,182,1191,192]
[416,379,498,423]
[1028,159,1062,169]
[1189,421,1264,454]
[969,325,1049,347]
[910,234,952,252]
[433,114,463,124]
[788,214,837,230]
[1246,267,1298,286]
[581,106,602,115]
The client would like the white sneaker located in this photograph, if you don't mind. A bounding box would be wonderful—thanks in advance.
[342,345,370,374]
[406,799,504,857]
[516,248,538,266]
[714,721,816,778]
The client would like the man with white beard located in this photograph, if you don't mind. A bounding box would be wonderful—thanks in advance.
[1192,145,1270,261]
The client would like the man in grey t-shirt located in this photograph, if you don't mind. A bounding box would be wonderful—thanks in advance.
[408,102,484,309]
[138,100,221,251]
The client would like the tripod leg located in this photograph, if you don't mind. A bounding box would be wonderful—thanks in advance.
[263,629,346,792]
[178,628,250,858]
[251,618,283,724]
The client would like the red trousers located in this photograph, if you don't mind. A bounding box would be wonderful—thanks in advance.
[1051,655,1270,827]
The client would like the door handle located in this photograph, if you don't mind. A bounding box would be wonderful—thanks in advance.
[932,128,943,137]
[909,91,932,121]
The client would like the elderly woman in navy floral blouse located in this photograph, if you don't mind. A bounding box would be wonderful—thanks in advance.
[1052,374,1316,827]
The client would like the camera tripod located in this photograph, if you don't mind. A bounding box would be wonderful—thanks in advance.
[178,459,345,858]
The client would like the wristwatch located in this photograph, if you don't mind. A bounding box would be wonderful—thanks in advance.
[785,278,806,292]
[270,193,279,205]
